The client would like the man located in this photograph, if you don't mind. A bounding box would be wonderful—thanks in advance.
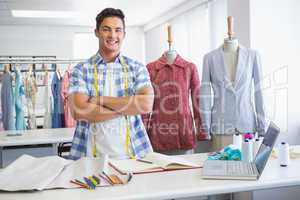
[68,8,154,160]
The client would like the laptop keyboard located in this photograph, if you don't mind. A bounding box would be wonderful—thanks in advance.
[226,161,255,176]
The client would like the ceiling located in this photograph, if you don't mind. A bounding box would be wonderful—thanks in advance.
[0,0,188,27]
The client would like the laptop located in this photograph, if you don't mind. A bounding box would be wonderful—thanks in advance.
[202,122,280,180]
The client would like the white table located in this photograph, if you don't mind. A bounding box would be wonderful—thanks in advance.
[0,153,300,200]
[0,128,74,167]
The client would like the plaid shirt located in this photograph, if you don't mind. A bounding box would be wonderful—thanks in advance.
[68,52,153,160]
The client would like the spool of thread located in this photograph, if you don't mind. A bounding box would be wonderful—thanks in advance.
[233,133,242,150]
[244,133,254,140]
[253,137,263,158]
[279,142,290,167]
[242,139,253,162]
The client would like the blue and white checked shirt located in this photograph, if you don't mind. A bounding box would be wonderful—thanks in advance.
[68,52,153,160]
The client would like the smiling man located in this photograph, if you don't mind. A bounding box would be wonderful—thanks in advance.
[68,8,154,160]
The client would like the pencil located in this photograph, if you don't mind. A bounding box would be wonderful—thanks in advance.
[136,159,153,164]
[102,171,115,184]
[70,180,89,189]
[75,179,90,189]
[99,173,113,185]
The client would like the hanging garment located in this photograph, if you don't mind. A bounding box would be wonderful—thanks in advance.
[61,70,76,128]
[51,71,64,128]
[15,69,26,130]
[142,54,206,151]
[24,72,37,129]
[1,72,15,130]
[200,45,267,136]
[43,72,52,129]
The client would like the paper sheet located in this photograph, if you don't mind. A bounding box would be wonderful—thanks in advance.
[47,157,110,189]
[0,155,132,191]
[0,155,71,191]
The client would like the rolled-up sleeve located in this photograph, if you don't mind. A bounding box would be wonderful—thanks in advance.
[134,62,152,92]
[68,63,89,96]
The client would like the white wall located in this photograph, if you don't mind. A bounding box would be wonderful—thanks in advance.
[227,0,250,47]
[0,25,82,58]
[144,4,211,69]
[250,0,300,144]
[0,25,145,63]
[73,26,145,63]
[208,0,227,49]
[123,27,145,63]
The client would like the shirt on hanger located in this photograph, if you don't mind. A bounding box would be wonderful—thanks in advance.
[24,72,37,129]
[1,72,15,130]
[43,71,52,129]
[51,72,64,128]
[61,70,76,128]
[14,68,26,130]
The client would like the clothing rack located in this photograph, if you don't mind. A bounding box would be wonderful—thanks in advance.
[0,55,81,129]
[0,56,85,77]
[0,60,85,64]
[0,58,85,64]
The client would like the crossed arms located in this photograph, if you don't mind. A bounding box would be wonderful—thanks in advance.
[69,86,154,123]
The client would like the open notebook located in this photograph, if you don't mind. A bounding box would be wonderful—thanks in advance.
[109,152,201,174]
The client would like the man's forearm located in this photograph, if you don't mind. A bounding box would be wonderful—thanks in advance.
[90,95,153,115]
[70,99,120,123]
[75,105,120,122]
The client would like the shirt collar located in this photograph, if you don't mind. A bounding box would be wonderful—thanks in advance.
[155,53,186,70]
[93,51,123,65]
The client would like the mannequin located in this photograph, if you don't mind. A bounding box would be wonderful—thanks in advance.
[223,37,239,83]
[223,16,239,84]
[210,16,240,152]
[165,50,177,65]
[164,25,177,65]
[143,25,200,156]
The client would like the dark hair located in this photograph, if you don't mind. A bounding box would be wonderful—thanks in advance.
[96,8,125,30]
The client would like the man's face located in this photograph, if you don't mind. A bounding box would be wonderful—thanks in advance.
[95,17,125,54]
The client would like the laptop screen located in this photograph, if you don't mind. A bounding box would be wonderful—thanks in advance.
[254,122,280,175]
